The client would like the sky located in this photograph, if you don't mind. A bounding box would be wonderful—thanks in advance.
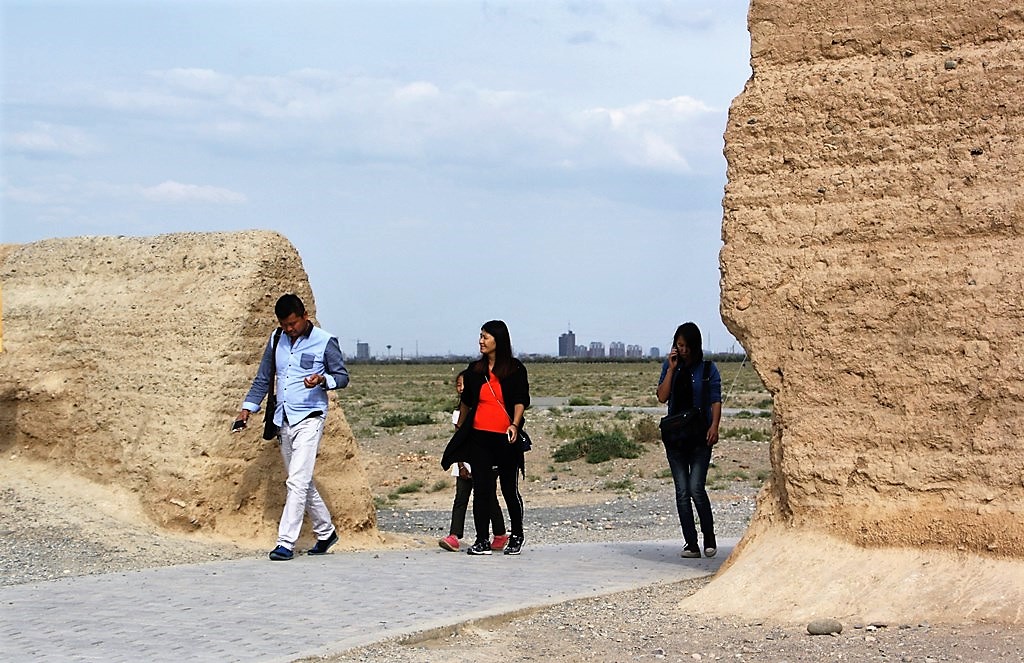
[1,0,752,358]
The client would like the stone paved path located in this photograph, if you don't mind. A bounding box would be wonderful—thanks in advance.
[0,538,733,662]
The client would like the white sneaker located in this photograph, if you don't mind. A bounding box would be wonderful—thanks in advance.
[680,545,700,559]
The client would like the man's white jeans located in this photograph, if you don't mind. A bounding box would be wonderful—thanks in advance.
[277,414,334,549]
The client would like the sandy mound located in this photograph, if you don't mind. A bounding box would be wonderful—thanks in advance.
[0,231,377,547]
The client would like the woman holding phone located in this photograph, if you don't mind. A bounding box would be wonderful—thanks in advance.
[656,322,722,559]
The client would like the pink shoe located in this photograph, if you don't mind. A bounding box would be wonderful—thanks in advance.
[491,534,509,551]
[439,535,460,552]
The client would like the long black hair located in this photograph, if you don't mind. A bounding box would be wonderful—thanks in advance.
[475,319,515,378]
[673,322,704,365]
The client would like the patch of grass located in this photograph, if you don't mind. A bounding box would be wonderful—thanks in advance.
[388,480,425,499]
[655,468,673,479]
[720,426,770,442]
[548,406,563,415]
[603,478,635,492]
[613,409,633,420]
[632,417,660,445]
[428,479,449,493]
[553,422,595,440]
[551,428,642,464]
[707,468,750,489]
[568,396,593,406]
[373,495,390,508]
[376,412,434,428]
[755,398,774,409]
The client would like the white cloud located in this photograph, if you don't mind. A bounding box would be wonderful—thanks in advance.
[639,2,715,30]
[140,181,247,204]
[579,95,720,171]
[65,68,724,177]
[5,122,101,157]
[394,81,441,102]
[3,182,51,204]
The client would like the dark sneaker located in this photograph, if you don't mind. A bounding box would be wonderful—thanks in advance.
[308,529,339,555]
[503,534,524,555]
[680,544,700,559]
[703,534,717,558]
[466,540,492,555]
[269,545,294,561]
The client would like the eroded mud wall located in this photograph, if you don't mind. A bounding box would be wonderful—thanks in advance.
[700,1,1024,622]
[722,0,1023,555]
[0,231,376,543]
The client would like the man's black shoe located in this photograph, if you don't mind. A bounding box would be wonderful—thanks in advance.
[307,529,339,555]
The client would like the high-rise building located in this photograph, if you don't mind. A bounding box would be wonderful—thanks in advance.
[356,342,370,361]
[626,344,643,358]
[589,341,605,358]
[558,329,576,357]
[649,347,661,359]
[609,341,626,358]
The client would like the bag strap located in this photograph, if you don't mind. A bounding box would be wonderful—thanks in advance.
[268,328,283,401]
[484,372,515,427]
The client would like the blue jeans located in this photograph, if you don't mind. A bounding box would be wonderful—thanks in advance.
[664,441,714,548]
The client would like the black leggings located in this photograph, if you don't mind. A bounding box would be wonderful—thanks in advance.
[469,429,524,542]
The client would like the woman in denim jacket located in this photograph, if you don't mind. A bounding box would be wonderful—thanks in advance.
[656,322,722,559]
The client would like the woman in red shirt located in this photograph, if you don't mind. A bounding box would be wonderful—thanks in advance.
[444,320,530,555]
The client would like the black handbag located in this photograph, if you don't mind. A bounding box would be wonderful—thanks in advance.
[659,407,703,446]
[515,427,533,453]
[262,328,283,440]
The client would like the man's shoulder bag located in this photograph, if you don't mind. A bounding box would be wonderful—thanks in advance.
[262,328,283,441]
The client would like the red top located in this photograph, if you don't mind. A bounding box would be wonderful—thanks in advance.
[473,372,510,433]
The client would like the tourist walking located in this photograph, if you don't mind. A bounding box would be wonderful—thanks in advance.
[656,322,722,559]
[233,293,349,561]
[442,320,530,555]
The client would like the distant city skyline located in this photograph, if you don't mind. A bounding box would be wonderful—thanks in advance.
[316,322,738,361]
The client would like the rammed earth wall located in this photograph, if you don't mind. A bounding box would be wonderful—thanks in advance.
[699,0,1024,622]
[0,231,376,544]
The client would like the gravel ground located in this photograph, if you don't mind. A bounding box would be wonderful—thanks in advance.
[316,582,1024,663]
[0,486,256,587]
[377,488,757,547]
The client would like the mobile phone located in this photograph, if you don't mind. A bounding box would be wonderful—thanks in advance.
[232,419,246,431]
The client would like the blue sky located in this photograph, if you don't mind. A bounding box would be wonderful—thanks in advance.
[1,1,751,357]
